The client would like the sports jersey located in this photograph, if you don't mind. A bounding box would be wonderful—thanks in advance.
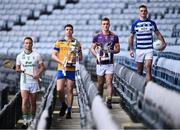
[92,32,119,64]
[53,38,82,71]
[131,18,158,49]
[16,51,43,84]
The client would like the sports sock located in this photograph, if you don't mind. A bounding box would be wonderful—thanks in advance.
[22,114,28,125]
[67,107,71,113]
[106,96,112,103]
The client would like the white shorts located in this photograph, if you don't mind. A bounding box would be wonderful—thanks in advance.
[96,64,114,76]
[20,83,40,93]
[135,49,153,62]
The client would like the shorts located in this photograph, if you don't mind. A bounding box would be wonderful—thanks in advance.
[57,70,75,81]
[96,64,114,76]
[20,83,40,93]
[135,49,153,62]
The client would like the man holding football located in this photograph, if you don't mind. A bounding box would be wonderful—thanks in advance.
[128,4,166,81]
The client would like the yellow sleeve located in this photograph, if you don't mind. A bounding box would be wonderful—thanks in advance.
[54,40,60,51]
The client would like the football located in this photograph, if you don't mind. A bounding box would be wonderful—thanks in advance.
[153,40,165,50]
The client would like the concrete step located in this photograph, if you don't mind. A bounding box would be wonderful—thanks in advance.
[110,101,147,129]
[51,112,81,129]
[121,122,146,129]
[51,89,81,129]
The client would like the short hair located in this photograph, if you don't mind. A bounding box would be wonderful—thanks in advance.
[101,17,110,23]
[139,4,147,9]
[24,37,33,43]
[64,24,73,30]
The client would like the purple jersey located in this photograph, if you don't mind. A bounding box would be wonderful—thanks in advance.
[92,32,119,64]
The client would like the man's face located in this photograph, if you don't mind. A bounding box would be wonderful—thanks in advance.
[101,20,110,32]
[64,27,73,37]
[139,7,148,19]
[24,39,33,50]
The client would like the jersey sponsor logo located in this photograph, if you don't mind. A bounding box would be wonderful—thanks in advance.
[135,21,154,32]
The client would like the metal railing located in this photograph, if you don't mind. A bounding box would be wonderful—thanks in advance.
[113,64,180,129]
[0,91,22,129]
[115,55,180,92]
[76,64,119,130]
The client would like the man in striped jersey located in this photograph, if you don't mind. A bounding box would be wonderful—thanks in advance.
[128,4,166,81]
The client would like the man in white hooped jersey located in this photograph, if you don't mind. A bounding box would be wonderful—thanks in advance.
[16,37,45,126]
[128,4,166,81]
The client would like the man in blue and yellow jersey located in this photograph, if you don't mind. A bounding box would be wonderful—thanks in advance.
[52,24,83,119]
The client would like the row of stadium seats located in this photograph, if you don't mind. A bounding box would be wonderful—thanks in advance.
[0,0,180,74]
[113,64,180,129]
[0,0,78,30]
[0,0,179,43]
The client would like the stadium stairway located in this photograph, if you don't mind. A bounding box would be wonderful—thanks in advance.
[50,84,146,129]
[15,88,45,129]
[51,89,81,129]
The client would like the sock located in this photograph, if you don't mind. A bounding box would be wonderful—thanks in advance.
[22,114,28,125]
[106,96,112,103]
[22,114,28,120]
[29,113,35,121]
[67,107,71,113]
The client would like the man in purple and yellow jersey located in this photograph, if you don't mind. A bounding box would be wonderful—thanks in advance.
[91,17,120,109]
[52,24,83,119]
[128,4,166,81]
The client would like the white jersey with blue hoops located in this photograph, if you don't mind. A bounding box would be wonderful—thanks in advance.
[131,18,158,49]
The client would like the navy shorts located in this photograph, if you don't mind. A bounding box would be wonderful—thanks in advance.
[57,70,75,81]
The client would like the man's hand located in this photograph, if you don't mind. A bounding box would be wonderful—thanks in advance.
[159,42,166,51]
[33,74,40,80]
[129,50,134,58]
[71,54,76,63]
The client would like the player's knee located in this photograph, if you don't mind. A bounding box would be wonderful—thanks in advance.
[66,86,73,93]
[57,88,64,94]
[106,81,112,87]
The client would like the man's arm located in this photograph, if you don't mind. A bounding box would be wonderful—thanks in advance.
[77,43,83,61]
[78,51,83,61]
[52,50,62,64]
[128,33,134,51]
[155,31,166,48]
[16,64,22,72]
[90,43,97,58]
[155,31,166,43]
[32,63,45,80]
[38,63,45,76]
[16,55,24,73]
[128,33,135,58]
[112,42,120,54]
